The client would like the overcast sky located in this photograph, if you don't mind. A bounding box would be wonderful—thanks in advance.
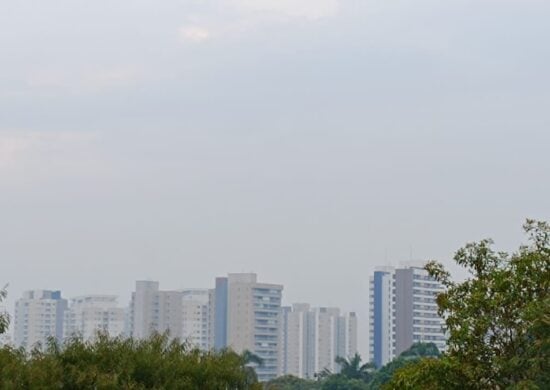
[1,0,549,354]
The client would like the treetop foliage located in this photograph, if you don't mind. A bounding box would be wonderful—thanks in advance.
[386,219,550,389]
[0,333,262,389]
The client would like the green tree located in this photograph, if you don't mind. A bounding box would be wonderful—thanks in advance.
[0,332,262,389]
[264,375,319,390]
[241,349,264,386]
[398,342,440,359]
[321,375,369,390]
[0,286,9,335]
[335,353,375,382]
[383,357,463,390]
[368,343,441,389]
[385,220,550,389]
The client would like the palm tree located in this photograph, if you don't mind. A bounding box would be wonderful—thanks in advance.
[241,350,264,385]
[314,367,332,381]
[335,353,376,382]
[241,350,264,367]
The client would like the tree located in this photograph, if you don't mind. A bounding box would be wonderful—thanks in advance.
[398,342,440,359]
[321,375,369,390]
[264,375,319,390]
[0,333,262,389]
[385,220,550,389]
[335,353,375,382]
[241,349,264,386]
[383,356,463,390]
[368,343,441,389]
[0,287,9,335]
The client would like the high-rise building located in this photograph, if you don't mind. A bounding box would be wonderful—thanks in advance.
[369,268,395,367]
[213,277,228,350]
[181,288,212,350]
[279,303,310,377]
[368,266,446,367]
[14,290,68,351]
[279,304,358,378]
[64,295,125,341]
[213,273,283,382]
[128,281,183,340]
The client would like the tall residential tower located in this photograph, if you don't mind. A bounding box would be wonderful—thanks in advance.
[213,273,283,382]
[14,290,67,351]
[279,304,358,378]
[64,295,125,341]
[368,265,446,367]
[128,281,183,340]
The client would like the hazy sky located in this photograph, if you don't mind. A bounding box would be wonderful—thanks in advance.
[1,0,549,353]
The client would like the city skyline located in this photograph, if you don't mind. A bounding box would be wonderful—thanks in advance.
[3,273,360,348]
[7,272,362,380]
[0,252,529,357]
[2,0,550,361]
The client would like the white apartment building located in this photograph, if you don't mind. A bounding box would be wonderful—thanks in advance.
[279,304,309,378]
[181,288,212,350]
[129,281,183,340]
[280,304,358,378]
[14,290,67,351]
[213,273,283,382]
[64,295,125,341]
[368,266,446,367]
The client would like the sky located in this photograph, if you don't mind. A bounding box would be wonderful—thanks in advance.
[1,0,550,354]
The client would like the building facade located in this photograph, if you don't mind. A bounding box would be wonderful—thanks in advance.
[14,290,68,351]
[213,273,283,382]
[368,266,446,367]
[128,281,183,340]
[181,288,212,350]
[279,304,358,378]
[64,295,125,341]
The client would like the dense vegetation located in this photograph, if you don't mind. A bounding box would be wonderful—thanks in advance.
[0,333,262,389]
[386,219,550,389]
[264,343,439,389]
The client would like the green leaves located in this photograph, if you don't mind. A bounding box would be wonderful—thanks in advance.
[0,286,9,335]
[0,333,259,389]
[335,353,376,382]
[386,219,550,390]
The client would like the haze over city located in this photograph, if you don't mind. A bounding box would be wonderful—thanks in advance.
[1,0,549,356]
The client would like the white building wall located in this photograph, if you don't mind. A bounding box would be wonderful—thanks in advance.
[64,295,125,341]
[380,272,395,365]
[129,281,183,341]
[181,289,211,350]
[280,305,358,379]
[410,268,446,351]
[224,273,283,382]
[369,266,446,367]
[14,290,67,351]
